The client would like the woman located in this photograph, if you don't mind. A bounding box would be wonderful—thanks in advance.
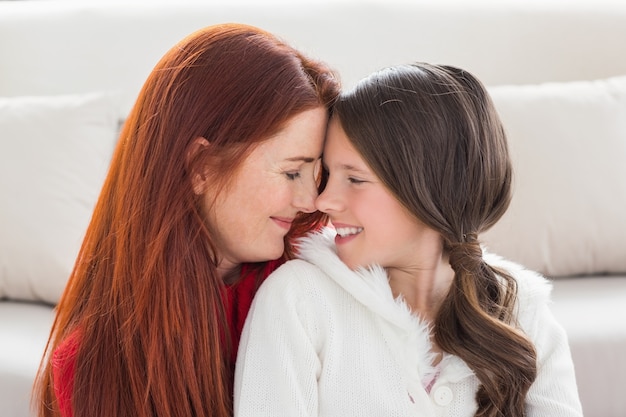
[34,23,339,417]
[235,63,583,416]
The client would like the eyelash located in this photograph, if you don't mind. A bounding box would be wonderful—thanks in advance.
[285,172,301,180]
[324,168,367,185]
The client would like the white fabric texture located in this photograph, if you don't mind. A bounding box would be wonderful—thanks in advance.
[235,231,583,417]
[550,276,626,417]
[0,301,55,417]
[0,93,120,304]
[483,75,626,277]
[3,1,626,98]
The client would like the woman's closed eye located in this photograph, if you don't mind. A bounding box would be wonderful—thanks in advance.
[285,171,301,180]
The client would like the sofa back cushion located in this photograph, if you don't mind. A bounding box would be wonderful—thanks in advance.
[482,75,626,277]
[0,93,120,304]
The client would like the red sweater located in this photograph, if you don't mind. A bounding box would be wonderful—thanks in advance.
[51,260,282,417]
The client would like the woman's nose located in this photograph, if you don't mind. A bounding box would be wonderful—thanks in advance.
[293,177,318,214]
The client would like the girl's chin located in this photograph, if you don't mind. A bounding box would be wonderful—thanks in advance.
[336,252,361,271]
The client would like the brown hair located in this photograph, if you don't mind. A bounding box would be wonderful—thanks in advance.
[333,63,536,417]
[35,23,339,417]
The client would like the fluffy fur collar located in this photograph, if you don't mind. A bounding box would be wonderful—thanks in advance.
[296,229,440,386]
[295,228,553,385]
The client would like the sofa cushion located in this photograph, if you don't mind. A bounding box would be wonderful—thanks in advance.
[0,301,55,417]
[0,93,120,304]
[482,75,626,277]
[550,275,626,417]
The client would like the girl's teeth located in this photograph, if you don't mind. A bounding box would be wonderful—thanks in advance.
[335,227,363,237]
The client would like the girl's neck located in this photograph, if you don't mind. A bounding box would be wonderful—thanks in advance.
[387,255,454,323]
[388,255,454,364]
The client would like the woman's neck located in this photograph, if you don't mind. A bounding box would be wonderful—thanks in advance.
[218,263,242,285]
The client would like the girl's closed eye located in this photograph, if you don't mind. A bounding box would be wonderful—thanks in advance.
[285,171,301,180]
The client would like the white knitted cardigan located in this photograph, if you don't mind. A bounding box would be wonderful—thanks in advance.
[235,230,583,417]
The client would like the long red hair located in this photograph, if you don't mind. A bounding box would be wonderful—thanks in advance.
[34,23,339,417]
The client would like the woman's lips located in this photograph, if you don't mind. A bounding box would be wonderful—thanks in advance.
[271,217,294,230]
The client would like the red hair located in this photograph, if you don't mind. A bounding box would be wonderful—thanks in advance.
[35,23,339,417]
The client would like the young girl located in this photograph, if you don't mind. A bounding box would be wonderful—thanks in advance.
[235,63,583,417]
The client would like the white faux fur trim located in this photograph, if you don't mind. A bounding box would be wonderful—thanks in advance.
[295,229,554,386]
[296,229,439,386]
[481,250,553,314]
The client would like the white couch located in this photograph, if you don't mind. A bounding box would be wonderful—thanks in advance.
[1,1,625,416]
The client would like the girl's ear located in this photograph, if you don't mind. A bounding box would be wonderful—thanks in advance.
[187,136,211,195]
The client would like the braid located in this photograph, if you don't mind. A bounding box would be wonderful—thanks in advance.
[437,236,537,417]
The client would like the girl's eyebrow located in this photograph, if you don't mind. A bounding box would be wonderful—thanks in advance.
[339,163,369,174]
[323,161,369,175]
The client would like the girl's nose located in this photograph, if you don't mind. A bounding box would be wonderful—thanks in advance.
[315,182,340,214]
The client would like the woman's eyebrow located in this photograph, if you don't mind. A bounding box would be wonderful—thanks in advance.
[284,156,316,163]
